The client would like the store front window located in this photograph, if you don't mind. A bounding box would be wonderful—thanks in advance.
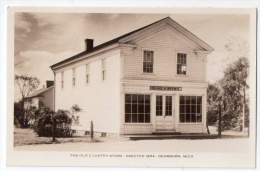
[125,94,150,123]
[179,96,202,123]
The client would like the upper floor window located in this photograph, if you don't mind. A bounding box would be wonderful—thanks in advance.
[61,72,64,89]
[86,64,90,84]
[102,59,106,81]
[177,53,187,75]
[143,50,154,73]
[72,68,76,87]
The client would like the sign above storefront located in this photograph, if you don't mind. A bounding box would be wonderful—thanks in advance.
[150,86,182,91]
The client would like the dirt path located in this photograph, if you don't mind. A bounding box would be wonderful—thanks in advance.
[14,138,250,153]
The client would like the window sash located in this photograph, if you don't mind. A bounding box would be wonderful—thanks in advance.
[72,68,76,86]
[102,70,106,81]
[165,96,172,116]
[179,96,202,123]
[125,94,151,123]
[143,50,154,73]
[86,64,89,84]
[61,72,64,89]
[102,59,106,81]
[177,53,187,75]
[156,96,163,116]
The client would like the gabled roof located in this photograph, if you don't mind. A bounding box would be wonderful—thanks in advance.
[24,86,53,99]
[51,17,214,69]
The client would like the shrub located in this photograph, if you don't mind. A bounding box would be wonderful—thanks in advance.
[53,110,73,137]
[33,107,54,137]
[30,106,80,137]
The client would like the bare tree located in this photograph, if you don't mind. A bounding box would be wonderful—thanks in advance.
[14,75,40,100]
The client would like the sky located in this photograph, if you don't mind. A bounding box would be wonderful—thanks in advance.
[14,13,250,101]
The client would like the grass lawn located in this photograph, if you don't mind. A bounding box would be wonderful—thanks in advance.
[14,127,101,147]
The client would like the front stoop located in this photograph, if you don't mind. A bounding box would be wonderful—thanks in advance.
[126,134,218,140]
[152,131,182,135]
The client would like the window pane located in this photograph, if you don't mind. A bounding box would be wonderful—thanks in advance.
[197,113,202,122]
[132,114,138,123]
[132,95,137,103]
[156,96,163,116]
[145,95,150,104]
[191,114,196,122]
[180,96,185,104]
[191,105,196,113]
[186,105,191,113]
[138,114,144,123]
[125,94,131,103]
[191,96,196,104]
[166,96,172,116]
[185,96,191,104]
[138,104,144,113]
[125,104,131,114]
[197,96,202,105]
[145,114,150,123]
[125,114,131,123]
[197,105,201,113]
[138,95,144,103]
[132,104,137,114]
[180,105,185,113]
[180,114,185,123]
[186,114,191,122]
[145,104,150,113]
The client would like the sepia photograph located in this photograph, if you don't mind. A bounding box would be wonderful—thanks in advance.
[6,7,256,168]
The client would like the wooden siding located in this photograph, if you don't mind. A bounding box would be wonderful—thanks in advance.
[40,88,54,110]
[55,50,121,134]
[177,124,205,133]
[124,29,205,82]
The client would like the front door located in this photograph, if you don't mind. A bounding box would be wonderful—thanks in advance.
[155,95,174,130]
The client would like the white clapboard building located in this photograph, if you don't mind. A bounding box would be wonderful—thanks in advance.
[50,17,214,135]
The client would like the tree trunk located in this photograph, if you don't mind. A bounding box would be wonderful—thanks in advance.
[218,104,222,139]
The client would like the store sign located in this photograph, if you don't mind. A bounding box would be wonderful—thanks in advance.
[150,86,182,91]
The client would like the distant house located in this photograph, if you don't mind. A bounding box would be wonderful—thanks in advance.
[24,81,54,110]
[51,17,214,135]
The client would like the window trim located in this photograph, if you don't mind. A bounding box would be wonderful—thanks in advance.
[86,64,90,85]
[101,58,106,82]
[61,71,64,89]
[142,49,156,74]
[175,51,188,77]
[72,68,76,87]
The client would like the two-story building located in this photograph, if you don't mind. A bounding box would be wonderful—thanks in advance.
[50,17,214,135]
[24,81,54,110]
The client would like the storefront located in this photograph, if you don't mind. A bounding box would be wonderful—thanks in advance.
[121,80,208,134]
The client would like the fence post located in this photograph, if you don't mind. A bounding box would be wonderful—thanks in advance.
[90,120,93,139]
[52,113,56,142]
[218,104,222,139]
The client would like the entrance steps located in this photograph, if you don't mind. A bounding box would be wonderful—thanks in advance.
[126,134,218,140]
[152,130,181,135]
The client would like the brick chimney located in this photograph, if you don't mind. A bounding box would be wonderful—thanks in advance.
[85,39,94,51]
[46,81,54,88]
